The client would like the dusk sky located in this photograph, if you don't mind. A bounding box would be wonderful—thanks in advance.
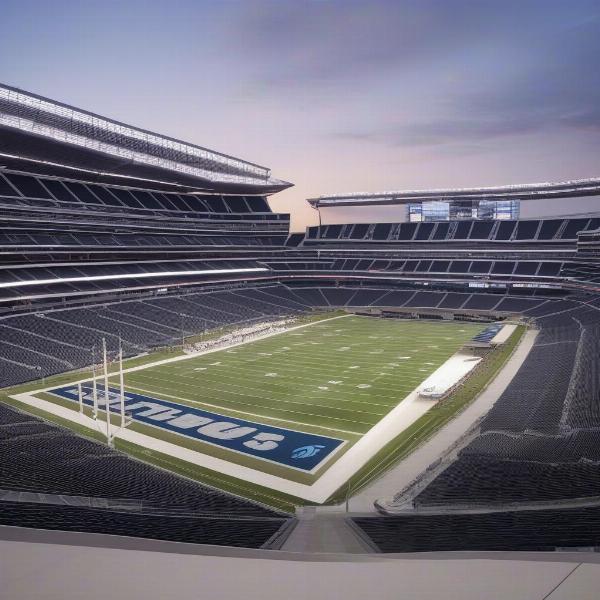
[1,0,599,230]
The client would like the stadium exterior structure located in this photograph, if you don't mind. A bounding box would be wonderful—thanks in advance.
[309,179,600,224]
[2,83,600,595]
[308,179,600,207]
[0,83,292,194]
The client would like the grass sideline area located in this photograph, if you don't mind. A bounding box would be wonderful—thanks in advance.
[0,314,522,512]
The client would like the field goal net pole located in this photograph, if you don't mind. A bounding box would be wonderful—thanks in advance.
[102,337,112,447]
[118,337,126,429]
[180,313,185,350]
[91,344,98,419]
[77,382,83,414]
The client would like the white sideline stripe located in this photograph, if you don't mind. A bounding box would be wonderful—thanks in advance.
[0,268,268,289]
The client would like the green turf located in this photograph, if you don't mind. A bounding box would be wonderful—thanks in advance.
[114,316,485,440]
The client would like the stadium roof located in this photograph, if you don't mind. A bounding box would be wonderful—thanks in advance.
[0,83,292,195]
[309,178,600,208]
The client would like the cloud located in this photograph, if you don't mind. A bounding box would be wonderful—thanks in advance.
[334,116,543,147]
[560,108,600,132]
[228,0,521,86]
[323,1,600,150]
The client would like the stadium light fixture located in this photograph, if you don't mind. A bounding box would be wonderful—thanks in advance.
[0,267,269,289]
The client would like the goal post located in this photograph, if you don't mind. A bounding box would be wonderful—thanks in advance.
[102,337,112,446]
[91,344,98,419]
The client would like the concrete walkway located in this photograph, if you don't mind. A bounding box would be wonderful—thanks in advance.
[281,509,373,554]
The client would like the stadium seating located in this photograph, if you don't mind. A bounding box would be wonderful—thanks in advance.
[0,284,310,386]
[411,304,600,507]
[353,505,600,552]
[305,217,600,244]
[0,403,290,547]
[0,501,288,548]
[261,256,600,287]
[3,156,600,553]
[414,456,600,505]
[0,171,277,216]
[0,404,279,515]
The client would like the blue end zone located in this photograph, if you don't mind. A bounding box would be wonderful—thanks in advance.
[50,384,345,472]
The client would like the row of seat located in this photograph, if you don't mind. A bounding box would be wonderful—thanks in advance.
[268,258,568,278]
[353,505,600,552]
[413,304,600,507]
[414,456,600,506]
[0,284,310,386]
[280,285,550,314]
[306,217,600,243]
[0,404,280,517]
[0,500,288,548]
[0,230,286,248]
[0,170,273,215]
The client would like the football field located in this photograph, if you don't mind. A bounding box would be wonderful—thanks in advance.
[13,314,492,505]
[113,315,485,437]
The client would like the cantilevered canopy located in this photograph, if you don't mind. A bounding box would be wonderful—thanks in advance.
[309,179,600,208]
[0,84,292,195]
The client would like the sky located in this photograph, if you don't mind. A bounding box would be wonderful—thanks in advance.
[1,0,599,230]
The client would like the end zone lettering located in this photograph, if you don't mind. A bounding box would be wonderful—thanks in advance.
[50,384,344,472]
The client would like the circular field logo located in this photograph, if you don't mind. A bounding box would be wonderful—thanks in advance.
[291,445,325,459]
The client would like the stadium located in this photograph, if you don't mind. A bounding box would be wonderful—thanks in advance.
[2,81,600,598]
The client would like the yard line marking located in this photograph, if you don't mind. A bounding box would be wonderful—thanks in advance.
[121,384,365,435]
[128,370,405,407]
[111,312,355,377]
